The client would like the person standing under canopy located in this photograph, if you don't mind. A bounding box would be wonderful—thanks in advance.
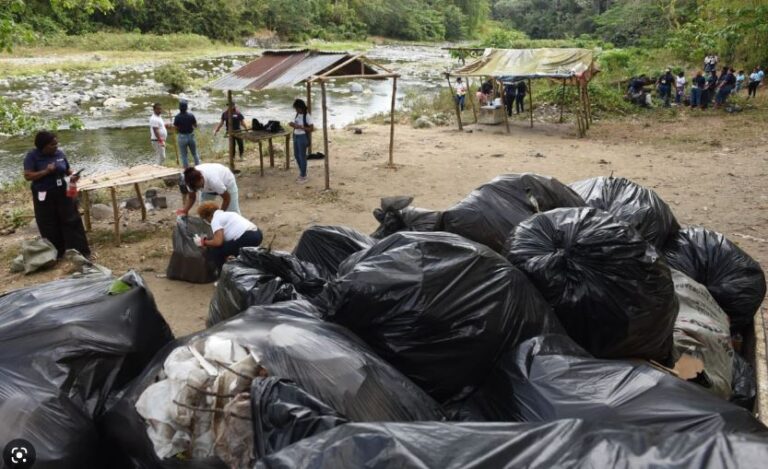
[23,131,90,259]
[214,103,248,160]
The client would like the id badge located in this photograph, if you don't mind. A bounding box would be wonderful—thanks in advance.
[38,191,47,202]
[56,178,63,187]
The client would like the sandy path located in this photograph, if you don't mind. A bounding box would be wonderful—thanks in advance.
[2,115,766,337]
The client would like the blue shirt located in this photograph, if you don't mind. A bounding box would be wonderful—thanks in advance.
[758,70,765,82]
[173,111,197,134]
[23,149,69,192]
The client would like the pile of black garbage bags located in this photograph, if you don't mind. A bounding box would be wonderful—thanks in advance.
[1,173,766,468]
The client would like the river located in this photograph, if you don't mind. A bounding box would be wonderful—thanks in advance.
[0,45,454,184]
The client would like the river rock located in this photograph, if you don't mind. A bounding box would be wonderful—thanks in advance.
[103,97,129,109]
[91,204,113,220]
[349,83,364,93]
[413,116,434,129]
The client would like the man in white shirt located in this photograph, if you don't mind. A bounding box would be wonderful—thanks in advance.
[178,163,241,215]
[149,103,168,165]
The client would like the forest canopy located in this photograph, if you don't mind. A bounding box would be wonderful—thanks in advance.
[1,0,766,65]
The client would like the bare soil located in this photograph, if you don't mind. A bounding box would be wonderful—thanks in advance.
[1,111,767,338]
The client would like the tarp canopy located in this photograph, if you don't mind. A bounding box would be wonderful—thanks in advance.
[451,48,599,84]
[209,50,382,91]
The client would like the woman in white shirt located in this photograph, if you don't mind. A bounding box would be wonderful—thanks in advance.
[178,163,240,215]
[288,98,314,184]
[197,201,262,270]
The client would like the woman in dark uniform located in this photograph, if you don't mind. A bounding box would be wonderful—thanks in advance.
[23,131,91,258]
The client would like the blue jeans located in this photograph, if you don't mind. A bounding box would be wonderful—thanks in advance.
[716,86,732,105]
[207,229,262,271]
[293,133,308,177]
[177,133,200,168]
[200,181,240,214]
[690,88,701,107]
[456,95,465,111]
[658,85,671,106]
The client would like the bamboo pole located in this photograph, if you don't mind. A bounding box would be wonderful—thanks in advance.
[585,81,593,126]
[306,81,313,154]
[528,79,533,128]
[446,75,463,131]
[559,79,567,123]
[285,133,290,170]
[82,190,91,231]
[499,79,510,134]
[388,76,397,167]
[134,183,146,221]
[258,141,264,177]
[227,90,235,171]
[468,78,478,123]
[320,79,331,190]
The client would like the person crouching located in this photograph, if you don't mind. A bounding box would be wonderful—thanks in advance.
[196,201,262,270]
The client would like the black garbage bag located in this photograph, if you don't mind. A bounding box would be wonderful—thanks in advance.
[254,420,768,469]
[0,272,174,468]
[102,300,444,468]
[166,216,217,283]
[292,225,375,275]
[505,207,678,362]
[207,248,328,326]
[663,226,766,329]
[569,175,680,249]
[371,196,441,239]
[251,377,348,458]
[437,173,585,252]
[731,353,757,410]
[326,231,561,402]
[464,334,766,433]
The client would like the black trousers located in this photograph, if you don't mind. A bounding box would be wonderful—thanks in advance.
[234,137,244,157]
[207,229,263,271]
[516,94,525,113]
[504,94,515,116]
[32,187,90,258]
[748,81,759,98]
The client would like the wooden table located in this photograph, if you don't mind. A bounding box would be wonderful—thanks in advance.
[78,164,181,245]
[232,129,292,176]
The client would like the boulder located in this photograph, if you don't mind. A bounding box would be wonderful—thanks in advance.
[91,204,113,221]
[413,116,434,129]
[349,83,364,93]
[103,97,129,109]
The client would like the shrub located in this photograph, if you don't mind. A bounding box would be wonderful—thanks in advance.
[154,63,193,93]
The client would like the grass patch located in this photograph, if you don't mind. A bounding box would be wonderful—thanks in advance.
[40,32,215,52]
[89,226,159,246]
[302,39,373,52]
[1,207,33,230]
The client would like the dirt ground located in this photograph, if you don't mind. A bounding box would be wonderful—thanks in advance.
[1,111,767,338]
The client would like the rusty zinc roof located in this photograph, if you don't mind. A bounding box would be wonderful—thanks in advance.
[209,50,381,91]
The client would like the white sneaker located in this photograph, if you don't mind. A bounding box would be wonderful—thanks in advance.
[297,176,308,184]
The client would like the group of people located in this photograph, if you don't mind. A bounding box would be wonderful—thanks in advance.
[454,77,527,116]
[628,58,764,110]
[22,97,317,275]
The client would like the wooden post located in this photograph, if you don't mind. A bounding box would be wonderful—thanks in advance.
[446,75,463,131]
[268,137,274,167]
[110,187,120,246]
[134,183,146,221]
[227,90,235,171]
[285,133,290,170]
[306,81,313,154]
[468,78,478,124]
[320,79,331,190]
[388,76,397,167]
[585,81,593,127]
[559,79,567,123]
[499,79,511,134]
[258,140,264,177]
[528,79,534,128]
[82,190,92,231]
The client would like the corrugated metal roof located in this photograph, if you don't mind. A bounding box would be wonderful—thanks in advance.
[265,54,346,89]
[209,52,383,91]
